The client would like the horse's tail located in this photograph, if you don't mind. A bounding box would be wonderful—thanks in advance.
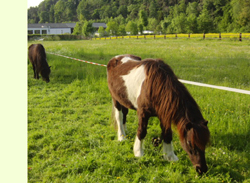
[111,100,118,129]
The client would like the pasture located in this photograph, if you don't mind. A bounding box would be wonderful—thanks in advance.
[28,39,250,182]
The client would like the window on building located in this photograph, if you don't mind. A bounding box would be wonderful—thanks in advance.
[34,30,40,34]
[42,30,47,34]
[28,30,33,34]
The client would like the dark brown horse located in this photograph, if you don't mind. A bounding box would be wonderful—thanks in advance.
[28,44,51,82]
[107,55,210,174]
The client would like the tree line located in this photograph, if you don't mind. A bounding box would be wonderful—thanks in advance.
[28,0,250,35]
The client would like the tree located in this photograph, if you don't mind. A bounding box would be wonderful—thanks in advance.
[28,7,39,23]
[118,25,127,36]
[138,24,143,34]
[147,18,158,32]
[197,8,214,33]
[49,5,55,23]
[82,21,94,37]
[106,20,119,36]
[72,21,83,35]
[186,14,197,33]
[171,13,187,33]
[231,0,250,31]
[127,4,139,20]
[54,0,67,22]
[126,21,138,35]
[39,11,49,23]
[149,0,157,18]
[139,10,148,28]
[98,26,106,37]
[117,5,128,18]
[77,0,91,20]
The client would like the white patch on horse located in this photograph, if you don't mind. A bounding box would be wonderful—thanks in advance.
[121,65,145,109]
[114,107,126,141]
[115,55,123,59]
[163,142,179,161]
[133,136,143,157]
[121,56,140,64]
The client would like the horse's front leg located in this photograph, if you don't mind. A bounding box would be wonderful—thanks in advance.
[113,100,126,141]
[162,126,179,162]
[122,106,128,131]
[133,109,149,157]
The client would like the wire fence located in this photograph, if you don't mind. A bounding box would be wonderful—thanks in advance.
[48,52,250,95]
[93,33,250,41]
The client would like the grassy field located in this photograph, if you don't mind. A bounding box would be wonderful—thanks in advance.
[28,39,250,182]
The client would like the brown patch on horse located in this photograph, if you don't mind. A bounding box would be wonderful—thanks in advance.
[28,44,51,82]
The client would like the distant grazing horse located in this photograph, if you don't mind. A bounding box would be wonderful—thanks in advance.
[28,44,51,83]
[107,55,210,174]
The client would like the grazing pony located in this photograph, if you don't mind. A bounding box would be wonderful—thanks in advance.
[107,55,210,174]
[28,44,51,83]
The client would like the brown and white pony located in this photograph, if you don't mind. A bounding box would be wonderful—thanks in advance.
[28,44,51,83]
[107,55,210,174]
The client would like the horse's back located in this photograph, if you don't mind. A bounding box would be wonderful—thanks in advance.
[28,44,46,65]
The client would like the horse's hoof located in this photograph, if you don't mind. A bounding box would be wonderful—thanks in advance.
[118,136,126,141]
[164,154,179,162]
[134,150,143,157]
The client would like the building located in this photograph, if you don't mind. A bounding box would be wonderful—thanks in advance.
[28,23,107,35]
[28,23,76,35]
[92,23,107,31]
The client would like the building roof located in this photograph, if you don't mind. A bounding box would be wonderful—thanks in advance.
[92,23,107,28]
[28,23,76,28]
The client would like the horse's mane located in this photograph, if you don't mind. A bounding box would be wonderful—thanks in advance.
[141,59,210,150]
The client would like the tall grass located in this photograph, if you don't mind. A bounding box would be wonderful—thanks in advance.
[28,39,250,182]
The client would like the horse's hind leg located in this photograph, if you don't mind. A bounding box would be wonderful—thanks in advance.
[161,126,179,161]
[113,100,126,141]
[31,63,37,79]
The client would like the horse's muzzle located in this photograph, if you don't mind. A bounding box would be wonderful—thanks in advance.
[195,165,208,175]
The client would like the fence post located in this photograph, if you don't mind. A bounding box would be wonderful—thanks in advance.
[188,33,190,38]
[175,34,177,39]
[203,33,205,39]
[144,35,146,39]
[154,35,155,39]
[219,33,221,40]
[137,35,138,39]
[239,33,242,41]
[164,34,166,39]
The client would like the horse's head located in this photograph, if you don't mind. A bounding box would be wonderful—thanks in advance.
[180,120,210,175]
[41,66,51,83]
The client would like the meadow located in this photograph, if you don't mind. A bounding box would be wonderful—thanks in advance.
[28,39,250,182]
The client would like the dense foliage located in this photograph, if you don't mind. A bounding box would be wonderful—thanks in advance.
[28,0,250,34]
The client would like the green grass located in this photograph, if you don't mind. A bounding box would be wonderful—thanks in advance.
[28,39,250,182]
